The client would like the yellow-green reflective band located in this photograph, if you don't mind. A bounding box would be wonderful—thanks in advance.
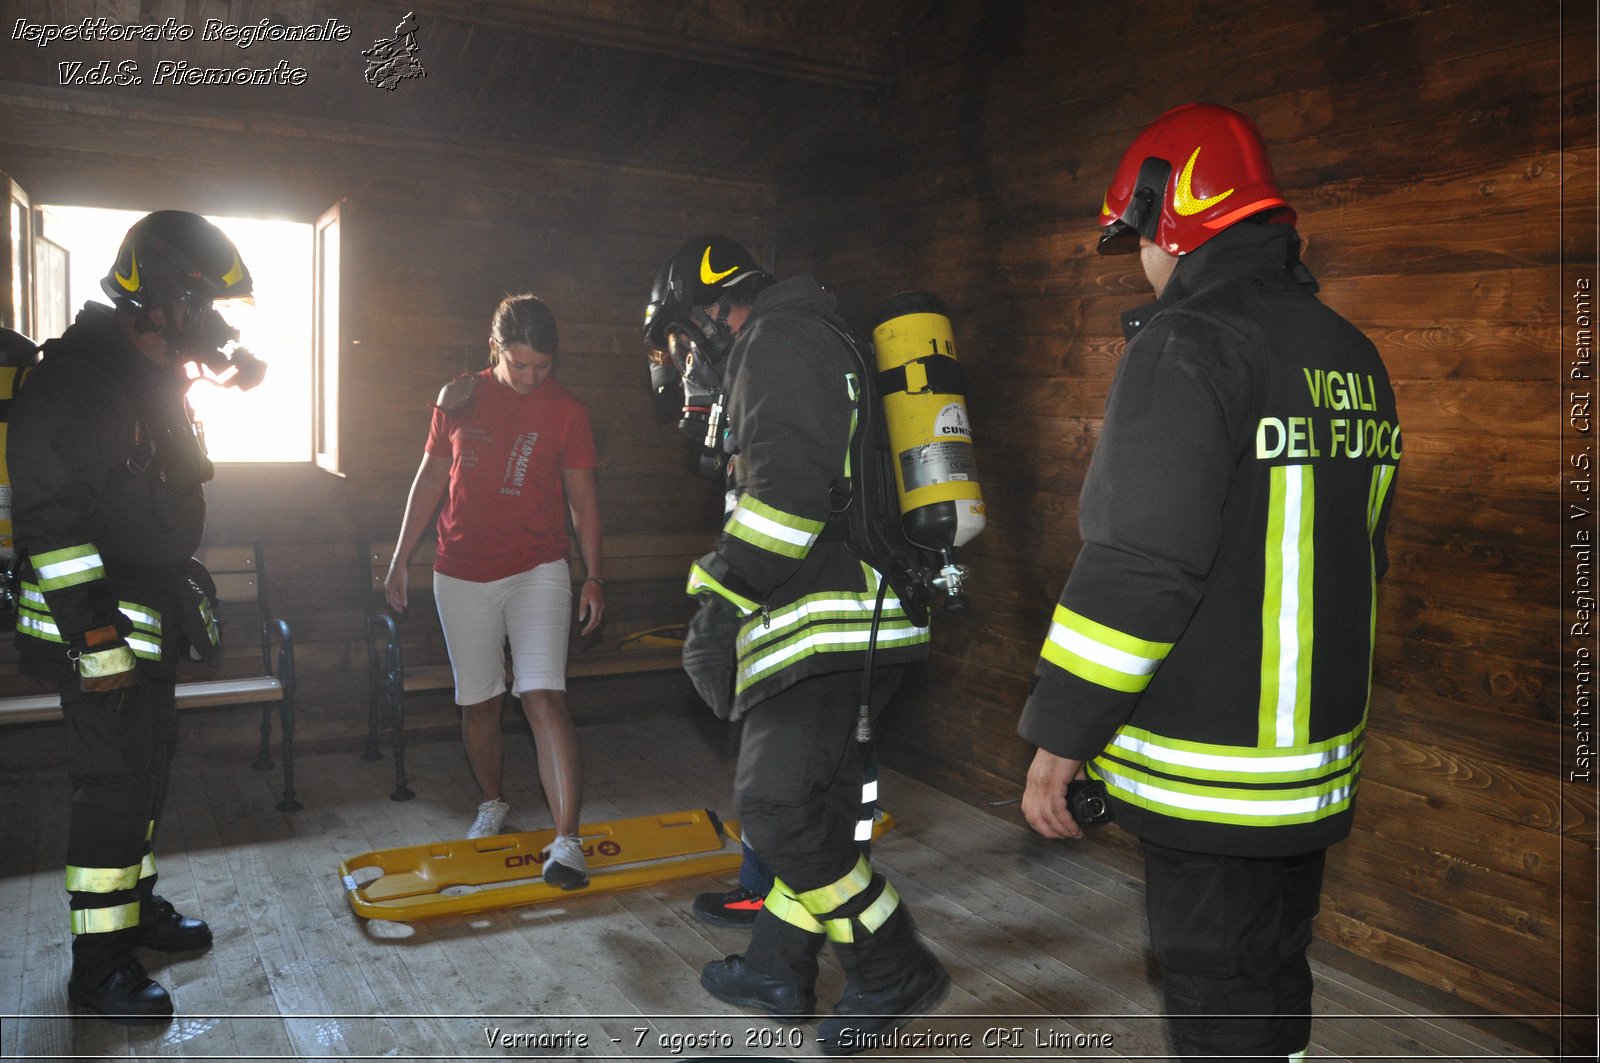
[65,863,141,893]
[823,882,900,943]
[17,608,65,642]
[737,620,928,693]
[1039,605,1172,694]
[198,596,219,645]
[33,544,106,591]
[1368,463,1396,537]
[71,901,140,935]
[858,880,900,934]
[795,855,871,916]
[1093,758,1357,827]
[118,601,162,633]
[1259,465,1315,748]
[728,563,932,692]
[725,496,824,560]
[146,820,155,841]
[126,634,160,661]
[739,566,920,649]
[1289,1050,1307,1063]
[765,880,824,934]
[139,853,157,879]
[17,591,162,645]
[1105,723,1363,784]
[685,563,759,616]
[1366,466,1395,704]
[78,645,137,678]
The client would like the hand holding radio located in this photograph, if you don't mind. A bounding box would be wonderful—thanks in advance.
[1066,778,1113,828]
[1022,748,1113,840]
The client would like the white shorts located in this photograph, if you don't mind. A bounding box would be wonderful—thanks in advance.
[433,560,571,705]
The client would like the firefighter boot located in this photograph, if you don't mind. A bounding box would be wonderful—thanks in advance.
[68,958,174,1023]
[700,954,816,1023]
[816,908,950,1057]
[135,895,213,952]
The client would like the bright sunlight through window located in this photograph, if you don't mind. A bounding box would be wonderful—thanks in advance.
[40,205,312,463]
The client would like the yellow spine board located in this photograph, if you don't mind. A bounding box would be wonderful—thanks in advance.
[337,808,898,922]
[338,809,742,921]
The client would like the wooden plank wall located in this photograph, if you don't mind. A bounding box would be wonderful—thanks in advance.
[769,0,1595,1048]
[0,84,735,748]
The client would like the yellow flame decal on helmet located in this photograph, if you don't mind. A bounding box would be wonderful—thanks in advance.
[700,247,738,286]
[221,253,245,288]
[114,251,140,292]
[1173,146,1234,217]
[1100,194,1112,217]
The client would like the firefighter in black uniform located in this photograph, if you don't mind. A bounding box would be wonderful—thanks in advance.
[645,237,949,1055]
[1018,104,1401,1062]
[10,211,252,1021]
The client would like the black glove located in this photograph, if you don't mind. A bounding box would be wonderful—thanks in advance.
[176,557,222,663]
[683,594,741,720]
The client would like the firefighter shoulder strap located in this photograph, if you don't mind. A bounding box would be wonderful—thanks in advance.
[810,313,932,628]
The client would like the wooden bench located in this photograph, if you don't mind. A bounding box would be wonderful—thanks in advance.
[360,535,700,800]
[0,543,301,811]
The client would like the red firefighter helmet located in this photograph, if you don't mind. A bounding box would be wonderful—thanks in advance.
[1098,103,1294,256]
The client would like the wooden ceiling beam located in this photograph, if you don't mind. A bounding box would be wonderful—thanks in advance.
[387,0,908,92]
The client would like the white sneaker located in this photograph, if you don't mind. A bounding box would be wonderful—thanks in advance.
[543,834,588,890]
[467,799,509,839]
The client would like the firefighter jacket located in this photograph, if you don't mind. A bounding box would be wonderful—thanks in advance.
[687,276,930,716]
[1018,223,1400,858]
[10,302,212,682]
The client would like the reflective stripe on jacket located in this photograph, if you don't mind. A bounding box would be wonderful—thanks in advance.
[1018,224,1399,858]
[688,276,930,714]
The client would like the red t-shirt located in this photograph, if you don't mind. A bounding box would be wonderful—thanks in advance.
[424,369,597,582]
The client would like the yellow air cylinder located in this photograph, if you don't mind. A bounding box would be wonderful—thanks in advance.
[0,364,32,562]
[869,292,985,553]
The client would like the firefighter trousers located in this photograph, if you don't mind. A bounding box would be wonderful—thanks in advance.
[735,665,924,992]
[738,745,880,894]
[1142,842,1327,1063]
[61,676,178,977]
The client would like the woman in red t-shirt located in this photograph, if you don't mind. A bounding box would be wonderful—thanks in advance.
[384,294,603,889]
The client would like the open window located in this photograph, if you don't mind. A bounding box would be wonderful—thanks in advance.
[0,173,33,338]
[1,178,347,470]
[313,200,344,475]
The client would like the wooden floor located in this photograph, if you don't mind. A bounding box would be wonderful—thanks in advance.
[0,706,1547,1062]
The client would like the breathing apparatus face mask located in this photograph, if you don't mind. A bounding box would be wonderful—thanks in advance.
[167,299,268,391]
[659,315,734,478]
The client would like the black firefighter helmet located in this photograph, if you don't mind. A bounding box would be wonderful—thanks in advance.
[642,236,771,478]
[642,235,768,390]
[101,210,253,312]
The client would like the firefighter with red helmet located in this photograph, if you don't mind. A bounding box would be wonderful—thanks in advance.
[9,210,255,1021]
[646,236,948,1054]
[1019,104,1400,1061]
